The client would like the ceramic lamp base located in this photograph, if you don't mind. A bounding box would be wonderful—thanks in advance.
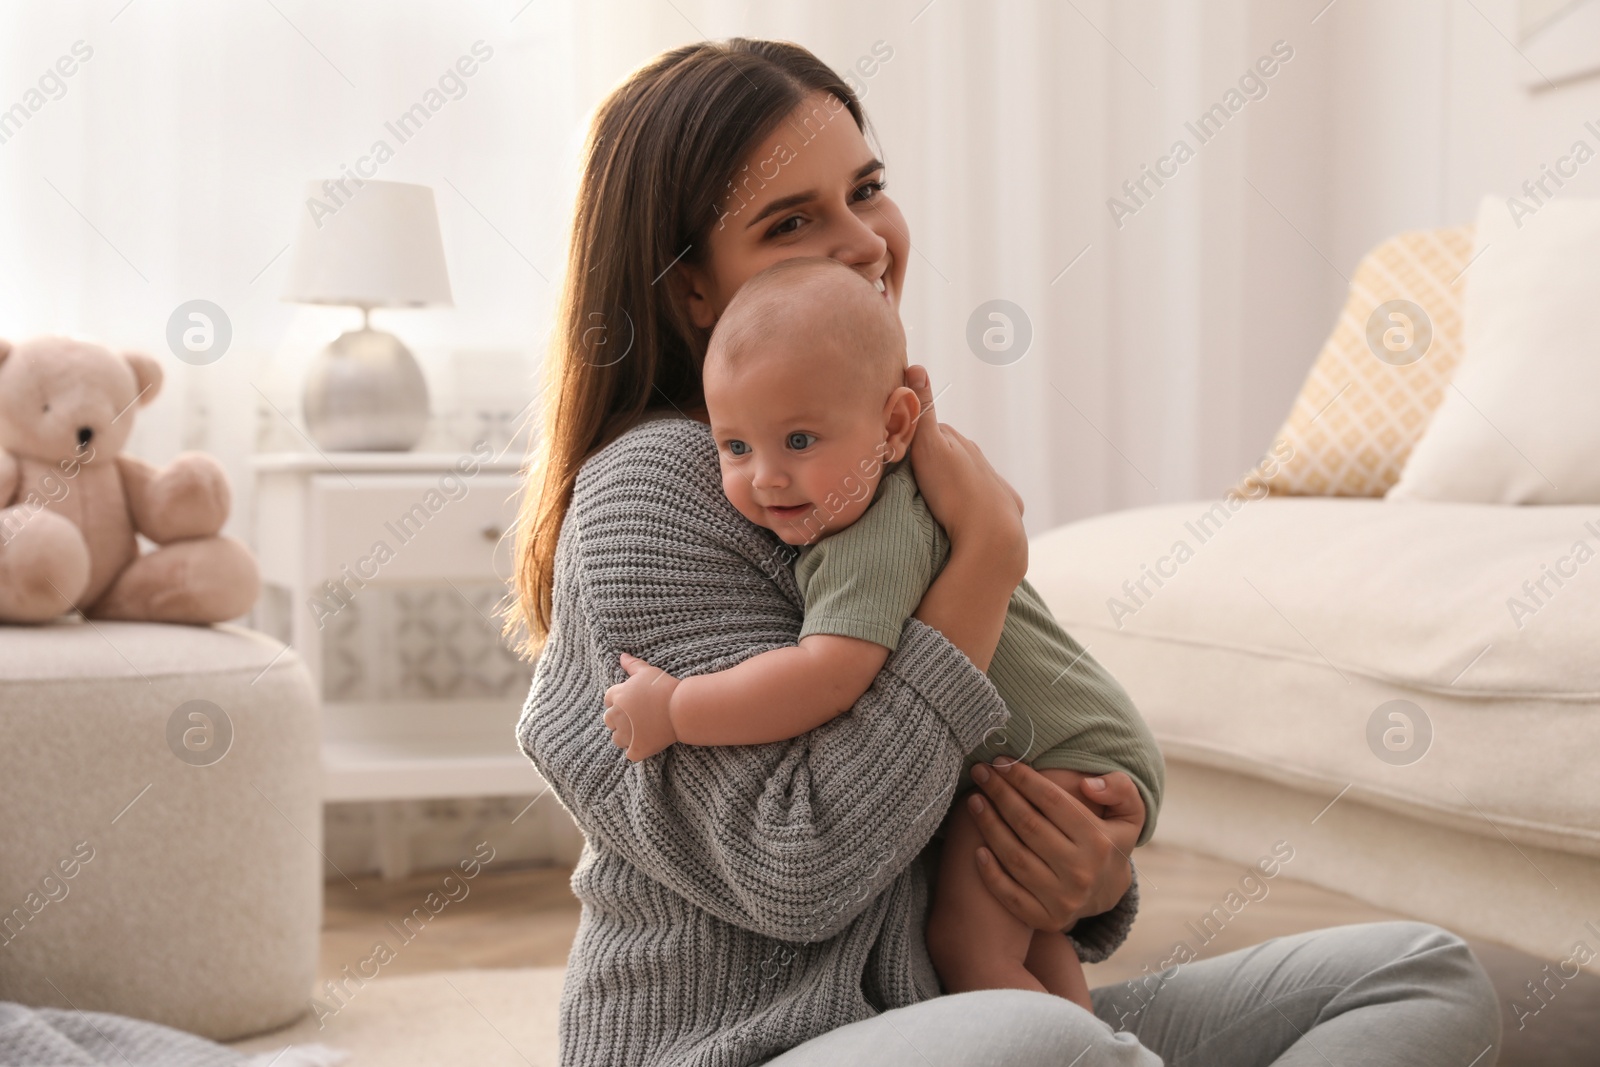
[303,327,429,451]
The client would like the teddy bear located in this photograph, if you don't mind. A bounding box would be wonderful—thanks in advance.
[0,335,260,625]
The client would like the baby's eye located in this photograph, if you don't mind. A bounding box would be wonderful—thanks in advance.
[786,432,817,451]
[726,439,751,456]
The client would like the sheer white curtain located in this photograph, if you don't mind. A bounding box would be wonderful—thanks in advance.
[0,0,1342,540]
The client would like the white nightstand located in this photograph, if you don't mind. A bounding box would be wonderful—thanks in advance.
[251,449,546,878]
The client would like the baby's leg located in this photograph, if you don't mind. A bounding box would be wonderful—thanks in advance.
[926,795,1044,995]
[1021,768,1106,1009]
[1025,930,1092,1011]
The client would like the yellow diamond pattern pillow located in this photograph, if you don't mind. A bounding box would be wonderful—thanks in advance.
[1265,226,1474,496]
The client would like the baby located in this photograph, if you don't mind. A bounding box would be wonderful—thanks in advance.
[603,256,1163,1010]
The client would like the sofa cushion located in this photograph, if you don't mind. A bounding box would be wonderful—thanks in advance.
[1389,195,1600,504]
[1028,498,1600,855]
[1263,227,1474,497]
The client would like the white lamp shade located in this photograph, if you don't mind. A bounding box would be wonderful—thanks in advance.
[281,179,453,308]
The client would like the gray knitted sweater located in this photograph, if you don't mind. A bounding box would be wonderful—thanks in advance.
[517,416,1138,1067]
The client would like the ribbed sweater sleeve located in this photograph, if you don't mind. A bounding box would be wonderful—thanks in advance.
[520,418,1009,944]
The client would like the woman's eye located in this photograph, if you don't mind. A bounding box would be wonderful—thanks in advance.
[786,432,817,451]
[768,215,803,238]
[726,440,750,456]
[854,178,886,202]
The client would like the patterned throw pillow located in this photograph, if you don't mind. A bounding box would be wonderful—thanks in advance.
[1264,225,1474,496]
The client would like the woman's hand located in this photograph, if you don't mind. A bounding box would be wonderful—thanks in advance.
[904,365,1027,583]
[963,763,1146,931]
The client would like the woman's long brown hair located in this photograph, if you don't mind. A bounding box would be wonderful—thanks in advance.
[505,38,868,657]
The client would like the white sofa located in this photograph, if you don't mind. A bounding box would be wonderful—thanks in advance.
[1029,490,1600,970]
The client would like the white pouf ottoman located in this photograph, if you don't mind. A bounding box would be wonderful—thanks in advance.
[0,620,320,1041]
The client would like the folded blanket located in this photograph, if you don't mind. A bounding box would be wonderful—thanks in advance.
[0,1002,344,1067]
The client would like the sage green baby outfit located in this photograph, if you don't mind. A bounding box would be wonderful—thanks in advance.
[795,464,1164,842]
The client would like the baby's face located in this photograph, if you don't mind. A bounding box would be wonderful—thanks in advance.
[706,344,896,546]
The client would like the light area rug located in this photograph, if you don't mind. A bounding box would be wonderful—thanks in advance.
[226,968,564,1066]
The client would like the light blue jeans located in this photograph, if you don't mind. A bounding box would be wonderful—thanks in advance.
[763,922,1501,1066]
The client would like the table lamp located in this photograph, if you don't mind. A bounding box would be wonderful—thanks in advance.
[281,179,453,451]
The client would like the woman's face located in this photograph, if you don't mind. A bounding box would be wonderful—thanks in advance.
[678,90,910,331]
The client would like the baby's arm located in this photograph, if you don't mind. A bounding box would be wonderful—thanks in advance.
[604,466,940,762]
[604,635,889,762]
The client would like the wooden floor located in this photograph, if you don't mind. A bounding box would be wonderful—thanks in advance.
[320,862,581,981]
[322,842,1600,1066]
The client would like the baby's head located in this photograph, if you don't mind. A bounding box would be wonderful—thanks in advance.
[704,257,920,546]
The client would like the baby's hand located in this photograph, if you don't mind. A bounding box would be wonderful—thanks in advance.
[602,652,682,762]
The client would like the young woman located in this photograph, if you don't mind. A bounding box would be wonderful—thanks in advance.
[509,38,1500,1067]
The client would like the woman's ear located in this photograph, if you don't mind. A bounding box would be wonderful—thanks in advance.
[674,262,719,331]
[881,384,922,462]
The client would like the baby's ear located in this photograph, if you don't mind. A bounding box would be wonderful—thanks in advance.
[124,351,164,406]
[882,384,922,461]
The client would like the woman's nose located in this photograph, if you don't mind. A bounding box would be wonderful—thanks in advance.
[829,210,889,270]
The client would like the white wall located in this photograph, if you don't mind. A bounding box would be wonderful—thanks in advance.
[1101,0,1342,512]
[1324,0,1600,283]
